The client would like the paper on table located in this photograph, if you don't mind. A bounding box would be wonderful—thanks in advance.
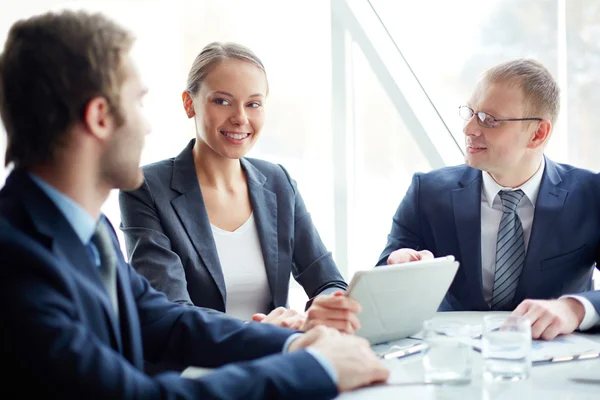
[530,335,600,360]
[408,324,483,341]
[466,332,600,363]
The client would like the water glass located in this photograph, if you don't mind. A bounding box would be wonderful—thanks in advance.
[422,320,472,384]
[482,315,532,381]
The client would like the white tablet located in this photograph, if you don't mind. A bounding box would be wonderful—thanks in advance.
[347,256,459,344]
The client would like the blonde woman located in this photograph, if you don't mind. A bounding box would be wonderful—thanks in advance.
[119,42,360,333]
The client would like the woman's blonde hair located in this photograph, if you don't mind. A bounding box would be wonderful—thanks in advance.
[185,42,268,95]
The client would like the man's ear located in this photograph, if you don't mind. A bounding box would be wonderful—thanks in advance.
[182,91,195,118]
[82,96,114,141]
[529,119,552,149]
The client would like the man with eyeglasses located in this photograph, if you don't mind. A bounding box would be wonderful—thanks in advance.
[377,59,600,340]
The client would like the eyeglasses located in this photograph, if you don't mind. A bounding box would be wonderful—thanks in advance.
[459,105,542,128]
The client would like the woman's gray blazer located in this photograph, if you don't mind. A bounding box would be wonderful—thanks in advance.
[119,139,347,313]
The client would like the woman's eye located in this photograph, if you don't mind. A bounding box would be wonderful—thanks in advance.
[247,102,261,108]
[213,98,231,106]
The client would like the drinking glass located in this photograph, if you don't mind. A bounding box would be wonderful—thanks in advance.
[482,315,532,381]
[422,320,472,384]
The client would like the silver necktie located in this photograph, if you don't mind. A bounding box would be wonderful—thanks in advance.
[491,189,526,311]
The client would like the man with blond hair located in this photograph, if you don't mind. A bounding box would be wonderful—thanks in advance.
[378,59,600,340]
[0,10,388,399]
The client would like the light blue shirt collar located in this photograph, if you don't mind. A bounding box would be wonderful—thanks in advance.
[29,173,97,245]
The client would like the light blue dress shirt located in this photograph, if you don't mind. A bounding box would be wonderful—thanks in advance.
[30,173,338,384]
[29,174,100,266]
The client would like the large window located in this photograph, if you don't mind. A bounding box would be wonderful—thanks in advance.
[347,42,436,273]
[369,0,600,172]
[332,0,464,277]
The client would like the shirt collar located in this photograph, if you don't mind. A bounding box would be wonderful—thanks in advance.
[482,157,546,209]
[29,173,98,244]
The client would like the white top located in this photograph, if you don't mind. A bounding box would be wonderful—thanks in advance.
[211,213,272,321]
[480,158,599,329]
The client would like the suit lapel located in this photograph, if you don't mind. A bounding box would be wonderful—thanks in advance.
[16,173,123,351]
[52,233,124,353]
[452,167,489,310]
[242,159,279,303]
[514,158,567,305]
[170,141,227,306]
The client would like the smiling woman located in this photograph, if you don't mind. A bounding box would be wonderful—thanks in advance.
[183,44,268,168]
[118,42,361,334]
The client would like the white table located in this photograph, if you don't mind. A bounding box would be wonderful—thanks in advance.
[339,312,600,400]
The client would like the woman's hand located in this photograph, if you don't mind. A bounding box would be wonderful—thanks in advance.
[302,291,362,334]
[251,291,362,334]
[251,307,306,330]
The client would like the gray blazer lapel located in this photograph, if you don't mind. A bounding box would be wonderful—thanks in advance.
[515,157,567,304]
[242,159,279,303]
[170,142,226,306]
[452,167,489,310]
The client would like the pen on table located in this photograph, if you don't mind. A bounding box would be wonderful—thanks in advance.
[534,351,600,365]
[379,343,426,360]
[570,377,600,385]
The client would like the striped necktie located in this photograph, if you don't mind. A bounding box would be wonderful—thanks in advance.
[491,189,526,311]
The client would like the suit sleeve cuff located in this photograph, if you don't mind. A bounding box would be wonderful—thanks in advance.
[305,347,338,385]
[561,295,600,331]
[281,333,338,385]
[282,333,303,353]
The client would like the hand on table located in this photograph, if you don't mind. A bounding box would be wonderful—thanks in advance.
[288,325,390,392]
[512,298,585,340]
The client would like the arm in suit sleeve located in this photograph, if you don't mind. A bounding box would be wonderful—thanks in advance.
[376,173,427,266]
[0,235,337,400]
[278,165,347,306]
[563,245,600,330]
[130,260,301,367]
[580,245,600,315]
[119,182,223,317]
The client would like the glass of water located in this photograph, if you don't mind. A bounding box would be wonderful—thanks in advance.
[422,320,472,384]
[482,315,532,381]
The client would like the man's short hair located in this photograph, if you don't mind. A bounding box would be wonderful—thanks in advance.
[0,10,135,168]
[482,59,560,125]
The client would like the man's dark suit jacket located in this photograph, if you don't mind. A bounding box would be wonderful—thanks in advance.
[0,169,337,399]
[119,139,347,312]
[377,157,600,313]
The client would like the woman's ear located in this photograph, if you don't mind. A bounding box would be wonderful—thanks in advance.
[182,91,195,118]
